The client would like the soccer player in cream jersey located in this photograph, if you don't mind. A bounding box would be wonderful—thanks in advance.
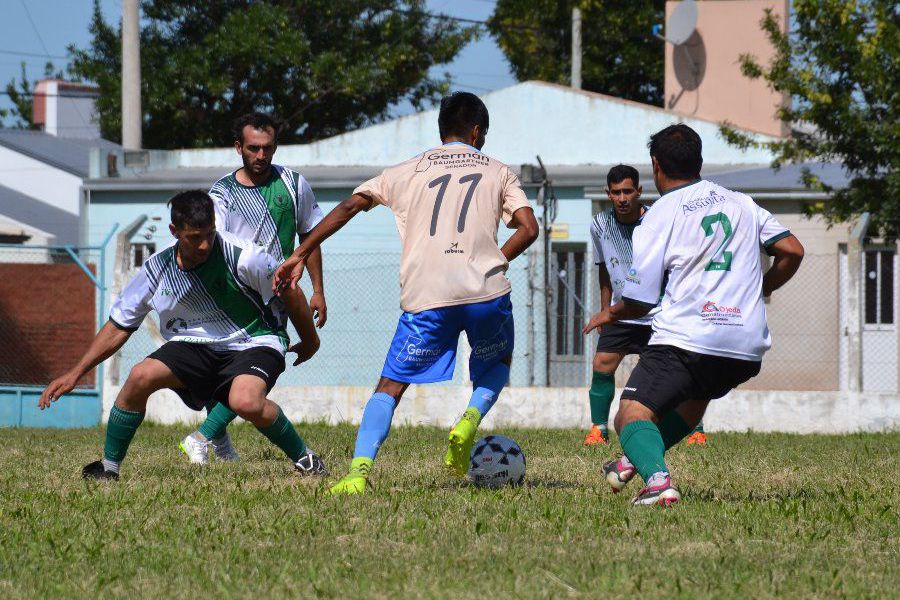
[39,191,326,479]
[179,112,327,464]
[585,164,706,446]
[274,92,540,495]
[584,124,804,506]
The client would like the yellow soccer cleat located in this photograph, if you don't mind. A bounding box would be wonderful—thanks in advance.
[328,457,373,495]
[444,407,482,477]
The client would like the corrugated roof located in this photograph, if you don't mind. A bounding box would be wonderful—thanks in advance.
[0,129,120,177]
[0,184,79,245]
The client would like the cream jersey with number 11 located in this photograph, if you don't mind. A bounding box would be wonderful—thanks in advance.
[353,142,532,314]
[622,180,790,361]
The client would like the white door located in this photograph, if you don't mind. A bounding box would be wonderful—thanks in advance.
[861,247,898,392]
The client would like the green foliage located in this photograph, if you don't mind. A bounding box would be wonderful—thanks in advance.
[1,62,65,129]
[67,0,477,148]
[721,0,899,236]
[488,0,665,105]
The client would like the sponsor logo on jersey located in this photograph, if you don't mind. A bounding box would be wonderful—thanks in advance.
[681,190,726,215]
[445,242,464,254]
[700,300,744,326]
[609,257,620,267]
[166,317,188,333]
[415,149,490,172]
[625,268,641,284]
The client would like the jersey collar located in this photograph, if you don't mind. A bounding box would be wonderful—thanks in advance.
[442,141,482,153]
[658,178,702,198]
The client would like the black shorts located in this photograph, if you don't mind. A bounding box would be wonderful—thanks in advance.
[148,341,285,411]
[620,344,761,415]
[596,322,653,355]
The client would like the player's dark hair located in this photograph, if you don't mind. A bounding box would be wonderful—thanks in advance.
[648,124,703,179]
[168,190,214,229]
[232,112,282,143]
[606,164,640,189]
[438,92,489,141]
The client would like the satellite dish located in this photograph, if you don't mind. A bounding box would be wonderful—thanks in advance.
[667,0,698,45]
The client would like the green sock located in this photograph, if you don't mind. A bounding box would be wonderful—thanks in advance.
[619,420,667,482]
[693,421,704,434]
[588,371,615,427]
[255,408,306,462]
[104,405,145,463]
[198,402,238,440]
[657,411,694,450]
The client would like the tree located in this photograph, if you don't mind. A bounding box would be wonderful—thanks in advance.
[1,62,64,129]
[721,0,899,236]
[488,0,665,106]
[68,0,477,148]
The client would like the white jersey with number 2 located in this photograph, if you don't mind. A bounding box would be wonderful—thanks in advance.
[622,180,790,361]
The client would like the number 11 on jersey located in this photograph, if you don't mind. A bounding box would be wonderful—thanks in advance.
[428,173,482,236]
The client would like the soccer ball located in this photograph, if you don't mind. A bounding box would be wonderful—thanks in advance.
[468,435,526,488]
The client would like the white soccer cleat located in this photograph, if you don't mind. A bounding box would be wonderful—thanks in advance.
[179,433,209,465]
[210,432,240,462]
[631,472,681,507]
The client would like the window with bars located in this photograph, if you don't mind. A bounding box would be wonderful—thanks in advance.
[130,243,156,268]
[554,248,586,356]
[864,249,894,325]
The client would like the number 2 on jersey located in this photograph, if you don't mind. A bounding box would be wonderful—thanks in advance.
[428,173,482,236]
[701,212,733,271]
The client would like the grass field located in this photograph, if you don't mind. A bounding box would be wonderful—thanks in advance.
[0,423,897,598]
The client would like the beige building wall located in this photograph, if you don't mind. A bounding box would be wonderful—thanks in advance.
[664,0,790,137]
[743,202,848,391]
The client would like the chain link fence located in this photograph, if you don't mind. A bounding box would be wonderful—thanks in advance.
[0,245,104,390]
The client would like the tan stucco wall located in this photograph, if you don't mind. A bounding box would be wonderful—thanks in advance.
[665,0,790,137]
[745,203,849,391]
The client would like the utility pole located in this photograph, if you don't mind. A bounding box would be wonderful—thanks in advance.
[571,6,582,90]
[122,0,141,149]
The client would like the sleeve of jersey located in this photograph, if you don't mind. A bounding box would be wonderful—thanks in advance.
[590,220,603,265]
[501,168,531,226]
[237,246,279,306]
[621,223,666,309]
[296,175,324,235]
[757,203,791,254]
[209,186,229,232]
[353,172,390,209]
[108,268,153,331]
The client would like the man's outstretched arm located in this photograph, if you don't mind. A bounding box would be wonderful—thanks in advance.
[274,193,373,293]
[501,207,540,262]
[39,321,133,409]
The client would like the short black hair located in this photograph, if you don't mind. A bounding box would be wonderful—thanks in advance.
[648,124,703,179]
[606,164,640,188]
[168,190,214,229]
[438,92,489,140]
[232,112,282,143]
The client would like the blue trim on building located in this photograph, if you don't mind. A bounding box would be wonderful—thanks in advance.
[0,386,101,428]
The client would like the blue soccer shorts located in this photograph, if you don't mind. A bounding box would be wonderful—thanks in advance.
[381,293,514,384]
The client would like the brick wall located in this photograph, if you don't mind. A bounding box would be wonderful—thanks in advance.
[0,263,96,386]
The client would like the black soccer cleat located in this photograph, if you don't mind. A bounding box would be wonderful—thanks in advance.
[81,460,119,481]
[294,451,328,477]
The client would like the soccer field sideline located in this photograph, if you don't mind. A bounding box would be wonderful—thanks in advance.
[1,424,897,598]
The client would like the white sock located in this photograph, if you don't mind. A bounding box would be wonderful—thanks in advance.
[101,458,120,474]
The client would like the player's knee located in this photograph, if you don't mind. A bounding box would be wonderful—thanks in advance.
[374,377,406,401]
[227,387,265,419]
[593,352,620,373]
[125,360,162,394]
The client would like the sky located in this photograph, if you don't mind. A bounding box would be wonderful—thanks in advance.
[0,0,517,127]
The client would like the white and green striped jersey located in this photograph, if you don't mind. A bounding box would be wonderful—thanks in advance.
[210,165,323,262]
[590,207,656,326]
[110,232,289,354]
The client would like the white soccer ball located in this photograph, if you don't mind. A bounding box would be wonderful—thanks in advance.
[468,434,526,488]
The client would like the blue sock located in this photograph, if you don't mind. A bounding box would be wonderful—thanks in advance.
[467,362,510,417]
[353,392,397,460]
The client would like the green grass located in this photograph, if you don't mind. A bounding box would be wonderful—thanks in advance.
[0,424,897,598]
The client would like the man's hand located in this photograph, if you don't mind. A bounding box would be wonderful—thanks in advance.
[39,369,81,409]
[273,257,306,295]
[289,337,320,366]
[583,308,613,335]
[308,291,328,328]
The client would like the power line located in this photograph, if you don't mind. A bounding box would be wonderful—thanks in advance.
[19,0,52,57]
[387,7,540,33]
[0,49,67,60]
